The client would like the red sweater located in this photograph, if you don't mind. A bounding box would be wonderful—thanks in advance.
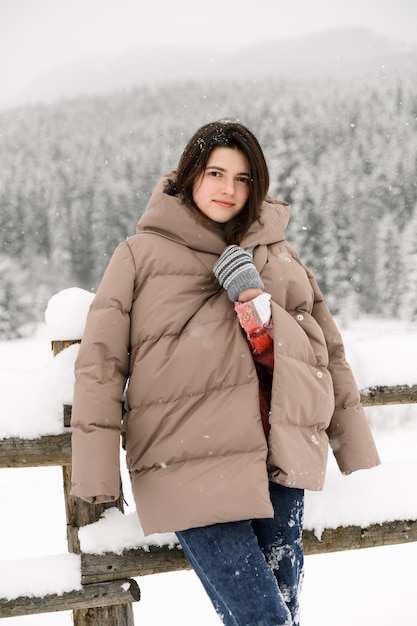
[234,301,274,437]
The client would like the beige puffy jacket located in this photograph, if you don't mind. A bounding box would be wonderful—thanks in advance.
[71,173,380,534]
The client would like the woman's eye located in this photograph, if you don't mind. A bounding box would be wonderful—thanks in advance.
[237,177,250,184]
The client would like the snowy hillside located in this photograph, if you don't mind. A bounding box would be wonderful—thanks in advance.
[12,28,417,107]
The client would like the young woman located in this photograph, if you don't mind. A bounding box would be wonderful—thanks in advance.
[71,120,380,625]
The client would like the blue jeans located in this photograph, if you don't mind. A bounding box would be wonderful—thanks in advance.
[176,482,304,626]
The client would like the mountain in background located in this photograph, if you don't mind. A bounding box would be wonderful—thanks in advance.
[8,27,417,108]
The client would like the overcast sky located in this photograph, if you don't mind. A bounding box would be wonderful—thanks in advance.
[1,0,416,106]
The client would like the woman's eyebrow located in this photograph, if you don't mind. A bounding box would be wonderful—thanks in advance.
[206,165,250,176]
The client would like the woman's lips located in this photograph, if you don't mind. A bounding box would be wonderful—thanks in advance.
[214,200,234,208]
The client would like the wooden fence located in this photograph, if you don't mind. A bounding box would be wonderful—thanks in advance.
[0,338,416,624]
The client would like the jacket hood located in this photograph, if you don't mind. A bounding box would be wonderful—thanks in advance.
[136,171,291,253]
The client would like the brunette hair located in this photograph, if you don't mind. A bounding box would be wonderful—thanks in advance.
[173,120,270,244]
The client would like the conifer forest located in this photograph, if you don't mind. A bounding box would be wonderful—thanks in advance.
[1,69,417,338]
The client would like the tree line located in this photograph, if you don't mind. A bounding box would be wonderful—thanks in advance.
[0,68,416,338]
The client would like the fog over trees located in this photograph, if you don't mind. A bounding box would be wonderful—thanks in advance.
[1,68,416,337]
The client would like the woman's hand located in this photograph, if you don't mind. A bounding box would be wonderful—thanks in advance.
[237,288,264,303]
[213,245,264,302]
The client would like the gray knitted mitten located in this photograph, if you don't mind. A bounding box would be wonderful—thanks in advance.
[213,245,264,302]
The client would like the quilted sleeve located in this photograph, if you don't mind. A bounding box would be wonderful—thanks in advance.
[70,241,136,503]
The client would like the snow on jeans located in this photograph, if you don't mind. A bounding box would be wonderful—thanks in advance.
[176,482,304,626]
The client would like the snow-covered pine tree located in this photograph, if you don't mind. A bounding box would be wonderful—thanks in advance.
[0,256,32,339]
[401,206,417,321]
[375,215,406,317]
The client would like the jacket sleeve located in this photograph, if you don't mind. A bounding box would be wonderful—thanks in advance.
[302,260,381,474]
[70,241,136,503]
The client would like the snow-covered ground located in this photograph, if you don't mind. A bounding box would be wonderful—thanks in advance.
[0,292,416,624]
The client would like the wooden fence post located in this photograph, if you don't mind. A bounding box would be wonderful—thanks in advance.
[52,339,135,626]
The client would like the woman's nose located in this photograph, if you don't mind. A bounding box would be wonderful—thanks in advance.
[221,177,235,195]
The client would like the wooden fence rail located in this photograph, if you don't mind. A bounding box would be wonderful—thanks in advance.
[2,383,417,472]
[360,383,417,406]
[0,335,416,624]
[1,580,140,620]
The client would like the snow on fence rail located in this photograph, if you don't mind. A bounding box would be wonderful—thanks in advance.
[1,288,417,624]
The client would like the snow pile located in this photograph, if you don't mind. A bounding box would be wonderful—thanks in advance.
[0,341,79,439]
[78,508,178,554]
[0,287,94,439]
[0,554,81,600]
[305,457,417,538]
[44,287,94,340]
[341,317,417,388]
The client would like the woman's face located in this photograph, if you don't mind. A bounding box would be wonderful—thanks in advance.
[192,147,250,224]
